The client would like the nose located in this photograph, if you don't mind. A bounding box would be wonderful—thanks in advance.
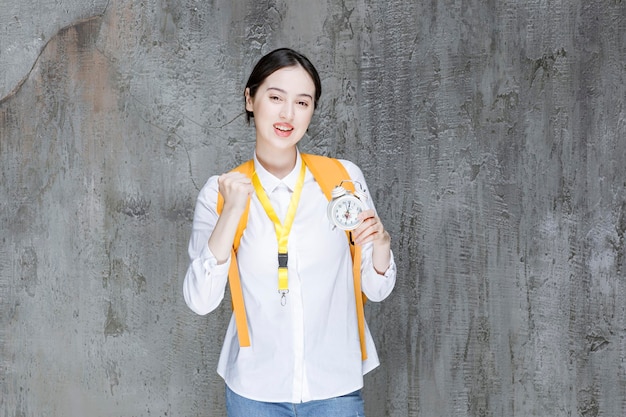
[280,102,294,120]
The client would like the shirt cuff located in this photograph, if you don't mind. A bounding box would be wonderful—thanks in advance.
[377,250,396,278]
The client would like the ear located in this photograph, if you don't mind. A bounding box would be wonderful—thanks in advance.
[245,88,254,112]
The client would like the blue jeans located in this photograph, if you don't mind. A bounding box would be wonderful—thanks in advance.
[226,385,365,417]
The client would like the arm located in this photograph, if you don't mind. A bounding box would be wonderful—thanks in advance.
[208,172,254,263]
[355,211,397,301]
[341,160,397,302]
[353,209,391,273]
[182,172,253,315]
[359,242,397,302]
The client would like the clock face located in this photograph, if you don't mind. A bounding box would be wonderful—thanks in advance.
[329,195,364,230]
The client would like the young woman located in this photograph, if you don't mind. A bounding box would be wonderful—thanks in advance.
[183,48,396,416]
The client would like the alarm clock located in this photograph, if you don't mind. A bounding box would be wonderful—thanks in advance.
[327,180,368,230]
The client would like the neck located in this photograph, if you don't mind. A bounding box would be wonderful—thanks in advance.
[256,147,297,179]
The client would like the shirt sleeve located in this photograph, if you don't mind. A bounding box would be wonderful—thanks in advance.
[182,175,231,315]
[359,243,397,302]
[340,160,397,302]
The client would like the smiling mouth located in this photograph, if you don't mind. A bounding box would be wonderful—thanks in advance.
[273,124,294,137]
[274,124,294,132]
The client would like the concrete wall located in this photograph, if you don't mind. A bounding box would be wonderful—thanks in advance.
[1,0,625,416]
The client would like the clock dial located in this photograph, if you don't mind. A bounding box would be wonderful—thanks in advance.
[331,197,364,230]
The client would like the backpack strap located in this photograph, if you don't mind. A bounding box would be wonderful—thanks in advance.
[301,154,367,360]
[217,155,368,360]
[216,160,254,347]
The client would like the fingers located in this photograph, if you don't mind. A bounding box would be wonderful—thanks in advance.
[218,172,254,211]
[217,172,254,193]
[352,210,389,246]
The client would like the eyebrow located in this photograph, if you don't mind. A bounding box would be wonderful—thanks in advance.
[266,87,314,101]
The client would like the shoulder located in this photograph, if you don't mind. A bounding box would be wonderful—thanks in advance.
[336,158,359,171]
[336,158,366,182]
[302,153,365,180]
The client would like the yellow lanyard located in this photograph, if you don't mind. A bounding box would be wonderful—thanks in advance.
[251,161,307,305]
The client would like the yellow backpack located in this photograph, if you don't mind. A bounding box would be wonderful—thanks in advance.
[216,153,368,360]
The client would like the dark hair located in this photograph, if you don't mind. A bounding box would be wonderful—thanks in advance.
[244,48,322,123]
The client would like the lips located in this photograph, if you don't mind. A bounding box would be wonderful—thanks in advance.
[273,123,294,137]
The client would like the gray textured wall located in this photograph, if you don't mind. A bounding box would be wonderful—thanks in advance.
[1,0,625,416]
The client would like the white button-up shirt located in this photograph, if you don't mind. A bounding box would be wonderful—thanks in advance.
[183,151,396,403]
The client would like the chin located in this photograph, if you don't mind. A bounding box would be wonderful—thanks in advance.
[272,133,304,146]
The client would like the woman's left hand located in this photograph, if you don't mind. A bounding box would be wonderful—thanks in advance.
[352,209,392,274]
[352,209,390,247]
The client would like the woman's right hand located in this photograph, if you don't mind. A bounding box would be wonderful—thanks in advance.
[208,172,254,264]
[217,172,254,213]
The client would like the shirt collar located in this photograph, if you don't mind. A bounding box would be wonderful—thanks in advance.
[253,150,303,193]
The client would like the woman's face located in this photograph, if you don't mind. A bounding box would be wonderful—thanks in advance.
[245,65,316,153]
